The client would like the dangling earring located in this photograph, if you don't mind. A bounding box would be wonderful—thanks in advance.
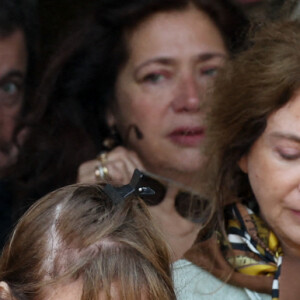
[103,125,122,150]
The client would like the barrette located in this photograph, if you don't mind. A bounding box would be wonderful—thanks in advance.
[103,169,155,205]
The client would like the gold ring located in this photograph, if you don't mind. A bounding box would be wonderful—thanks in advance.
[95,164,110,181]
[97,151,108,164]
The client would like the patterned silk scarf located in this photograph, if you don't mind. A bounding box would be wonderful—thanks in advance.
[224,203,283,300]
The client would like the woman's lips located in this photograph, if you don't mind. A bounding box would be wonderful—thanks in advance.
[291,209,300,219]
[168,127,205,146]
[287,208,300,224]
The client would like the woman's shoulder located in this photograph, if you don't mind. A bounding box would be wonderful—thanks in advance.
[172,259,271,300]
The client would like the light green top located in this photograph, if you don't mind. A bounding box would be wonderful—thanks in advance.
[173,259,271,300]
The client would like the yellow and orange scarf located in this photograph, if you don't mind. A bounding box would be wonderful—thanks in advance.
[184,202,283,299]
[224,203,282,300]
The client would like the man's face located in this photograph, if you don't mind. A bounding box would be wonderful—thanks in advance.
[0,29,27,170]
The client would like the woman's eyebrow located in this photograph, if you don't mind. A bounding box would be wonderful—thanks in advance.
[0,69,25,82]
[135,52,227,75]
[270,132,300,143]
[195,52,227,63]
[135,57,175,73]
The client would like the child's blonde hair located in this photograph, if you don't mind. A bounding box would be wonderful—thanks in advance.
[0,183,175,300]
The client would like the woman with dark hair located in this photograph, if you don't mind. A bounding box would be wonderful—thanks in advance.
[0,172,175,299]
[13,0,249,259]
[174,20,300,299]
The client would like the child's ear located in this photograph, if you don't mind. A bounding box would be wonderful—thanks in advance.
[0,281,14,300]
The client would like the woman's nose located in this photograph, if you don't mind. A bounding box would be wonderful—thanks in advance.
[171,76,201,112]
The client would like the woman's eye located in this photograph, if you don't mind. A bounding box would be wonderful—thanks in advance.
[143,73,165,84]
[278,150,300,160]
[201,67,218,77]
[1,82,19,94]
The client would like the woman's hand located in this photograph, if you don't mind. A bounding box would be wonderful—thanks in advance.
[77,146,144,185]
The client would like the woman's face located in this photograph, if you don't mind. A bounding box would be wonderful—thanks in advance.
[239,91,300,255]
[108,6,226,183]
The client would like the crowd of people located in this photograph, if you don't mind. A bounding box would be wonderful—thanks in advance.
[0,0,299,299]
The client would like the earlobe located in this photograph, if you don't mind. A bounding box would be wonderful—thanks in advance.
[0,281,14,299]
[106,109,116,128]
[238,155,248,174]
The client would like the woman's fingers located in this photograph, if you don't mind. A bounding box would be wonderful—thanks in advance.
[77,160,98,183]
[77,146,144,185]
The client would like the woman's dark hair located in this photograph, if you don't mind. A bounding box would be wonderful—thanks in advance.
[202,20,300,231]
[12,0,249,217]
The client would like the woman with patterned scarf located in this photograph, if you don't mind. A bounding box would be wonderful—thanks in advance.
[174,20,300,300]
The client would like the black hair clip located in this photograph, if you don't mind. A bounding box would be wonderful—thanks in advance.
[103,169,210,224]
[103,169,155,205]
